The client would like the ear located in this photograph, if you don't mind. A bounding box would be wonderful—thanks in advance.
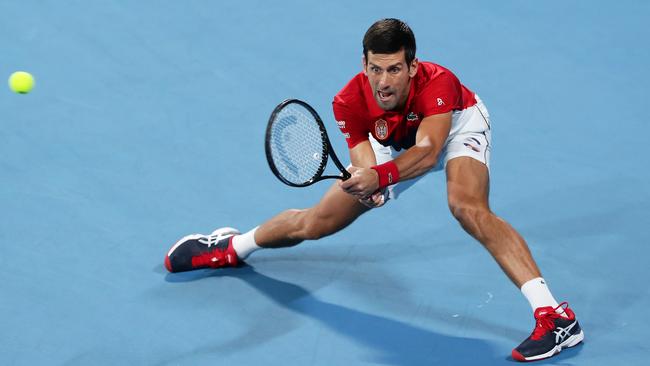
[408,57,419,78]
[361,55,368,76]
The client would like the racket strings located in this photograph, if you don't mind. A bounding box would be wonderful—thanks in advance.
[268,104,327,185]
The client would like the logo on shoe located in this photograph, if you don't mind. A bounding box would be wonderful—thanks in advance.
[554,321,577,344]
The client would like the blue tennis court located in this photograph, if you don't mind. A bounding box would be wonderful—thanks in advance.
[1,1,648,365]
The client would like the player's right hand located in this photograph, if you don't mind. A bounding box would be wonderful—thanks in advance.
[340,166,380,198]
[358,189,387,208]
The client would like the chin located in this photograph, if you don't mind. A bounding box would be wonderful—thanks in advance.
[375,98,396,111]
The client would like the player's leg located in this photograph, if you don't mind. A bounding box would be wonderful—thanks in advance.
[443,96,582,360]
[443,98,554,291]
[164,182,370,273]
[445,156,583,362]
[445,156,540,287]
[252,182,370,248]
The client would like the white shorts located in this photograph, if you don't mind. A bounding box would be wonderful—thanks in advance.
[371,95,492,200]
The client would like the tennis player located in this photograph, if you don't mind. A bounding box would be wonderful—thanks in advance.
[164,18,583,362]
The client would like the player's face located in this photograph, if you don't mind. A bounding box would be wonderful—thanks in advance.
[364,49,418,111]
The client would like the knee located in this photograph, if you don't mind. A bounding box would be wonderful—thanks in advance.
[448,201,487,230]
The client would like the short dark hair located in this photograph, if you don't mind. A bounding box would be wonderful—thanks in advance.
[363,18,416,65]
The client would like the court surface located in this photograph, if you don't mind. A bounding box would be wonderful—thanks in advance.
[1,1,649,365]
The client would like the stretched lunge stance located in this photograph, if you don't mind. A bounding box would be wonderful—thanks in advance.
[164,19,583,362]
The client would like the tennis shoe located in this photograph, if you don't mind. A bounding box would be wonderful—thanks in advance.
[164,227,240,273]
[512,302,584,362]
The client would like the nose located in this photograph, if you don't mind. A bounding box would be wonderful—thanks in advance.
[377,72,390,90]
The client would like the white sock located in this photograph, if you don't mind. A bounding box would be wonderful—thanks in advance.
[520,277,567,317]
[232,227,261,259]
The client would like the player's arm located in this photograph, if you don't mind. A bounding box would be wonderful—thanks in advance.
[340,112,452,198]
[347,140,391,208]
[348,140,377,168]
[332,100,384,206]
[333,99,376,169]
[392,111,451,180]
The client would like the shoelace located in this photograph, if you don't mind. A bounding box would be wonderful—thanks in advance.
[198,234,224,247]
[530,302,568,340]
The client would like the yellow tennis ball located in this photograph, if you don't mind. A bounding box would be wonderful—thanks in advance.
[8,71,35,94]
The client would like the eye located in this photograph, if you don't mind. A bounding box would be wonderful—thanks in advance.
[389,67,401,74]
[371,66,381,73]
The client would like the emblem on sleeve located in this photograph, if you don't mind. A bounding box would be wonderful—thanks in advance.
[437,98,444,106]
[375,119,388,140]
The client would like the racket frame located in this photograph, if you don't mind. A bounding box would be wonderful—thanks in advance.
[265,99,351,187]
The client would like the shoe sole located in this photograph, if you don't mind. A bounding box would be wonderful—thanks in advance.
[513,330,584,362]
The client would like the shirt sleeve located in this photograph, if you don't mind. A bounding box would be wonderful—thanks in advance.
[332,100,369,149]
[417,70,463,117]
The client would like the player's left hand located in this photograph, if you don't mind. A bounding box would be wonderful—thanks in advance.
[339,166,379,198]
[358,189,387,208]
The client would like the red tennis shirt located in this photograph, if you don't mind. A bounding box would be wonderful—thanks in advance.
[332,62,477,150]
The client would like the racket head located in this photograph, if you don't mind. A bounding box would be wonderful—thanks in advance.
[265,99,330,187]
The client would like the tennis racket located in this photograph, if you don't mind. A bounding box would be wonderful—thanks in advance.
[265,99,351,187]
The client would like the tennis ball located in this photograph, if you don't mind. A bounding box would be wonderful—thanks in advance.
[8,71,35,94]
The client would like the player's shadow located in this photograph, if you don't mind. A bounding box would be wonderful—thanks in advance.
[164,266,587,365]
[167,265,506,366]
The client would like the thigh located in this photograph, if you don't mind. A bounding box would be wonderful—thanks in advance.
[445,156,490,208]
[440,97,492,171]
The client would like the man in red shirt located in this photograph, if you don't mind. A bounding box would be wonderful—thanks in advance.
[164,19,583,362]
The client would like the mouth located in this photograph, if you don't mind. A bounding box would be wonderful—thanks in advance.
[377,90,394,103]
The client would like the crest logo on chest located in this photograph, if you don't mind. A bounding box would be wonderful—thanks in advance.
[375,119,388,140]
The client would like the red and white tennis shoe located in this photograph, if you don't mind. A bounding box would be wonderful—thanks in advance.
[164,227,240,273]
[512,302,584,362]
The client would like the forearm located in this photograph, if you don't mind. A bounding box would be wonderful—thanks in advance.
[373,113,449,187]
[392,144,439,181]
[348,140,377,169]
[340,114,450,197]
